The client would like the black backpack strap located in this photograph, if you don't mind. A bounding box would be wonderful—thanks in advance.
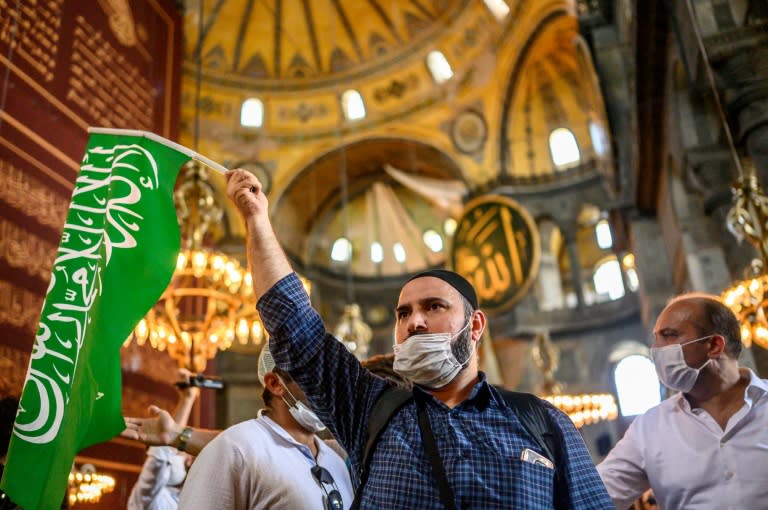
[351,386,412,510]
[415,394,457,510]
[496,388,569,509]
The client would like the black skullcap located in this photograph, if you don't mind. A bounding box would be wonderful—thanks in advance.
[407,269,478,309]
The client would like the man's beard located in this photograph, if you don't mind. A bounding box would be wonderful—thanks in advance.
[451,326,473,366]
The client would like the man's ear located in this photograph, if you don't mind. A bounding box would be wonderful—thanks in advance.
[471,310,487,342]
[708,334,727,357]
[263,372,285,396]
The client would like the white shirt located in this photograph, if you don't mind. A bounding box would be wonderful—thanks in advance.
[178,413,353,510]
[597,369,768,510]
[127,447,182,510]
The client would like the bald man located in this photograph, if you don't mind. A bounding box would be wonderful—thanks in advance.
[598,293,768,509]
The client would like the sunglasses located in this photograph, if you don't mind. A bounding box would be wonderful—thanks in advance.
[311,464,344,510]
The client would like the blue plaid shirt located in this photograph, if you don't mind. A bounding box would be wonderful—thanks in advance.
[260,273,614,509]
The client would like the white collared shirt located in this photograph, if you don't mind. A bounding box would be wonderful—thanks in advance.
[597,369,768,510]
[178,412,353,510]
[127,446,182,510]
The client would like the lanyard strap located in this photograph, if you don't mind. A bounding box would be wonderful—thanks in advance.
[415,396,457,510]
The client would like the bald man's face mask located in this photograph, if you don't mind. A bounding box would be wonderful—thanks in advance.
[393,321,472,389]
[650,335,714,393]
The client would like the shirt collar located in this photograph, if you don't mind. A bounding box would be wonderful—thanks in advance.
[676,368,768,411]
[412,371,496,410]
[257,409,321,461]
[743,368,768,405]
[472,371,498,409]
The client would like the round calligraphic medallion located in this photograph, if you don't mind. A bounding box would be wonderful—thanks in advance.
[449,195,540,312]
[450,110,487,154]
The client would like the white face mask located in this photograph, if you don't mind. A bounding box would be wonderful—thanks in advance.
[650,335,714,393]
[392,321,472,389]
[280,381,327,433]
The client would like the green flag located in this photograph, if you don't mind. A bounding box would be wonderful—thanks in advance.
[0,129,218,509]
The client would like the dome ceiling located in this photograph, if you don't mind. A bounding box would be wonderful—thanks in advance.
[180,1,617,283]
[500,15,613,185]
[184,0,469,90]
[180,0,508,146]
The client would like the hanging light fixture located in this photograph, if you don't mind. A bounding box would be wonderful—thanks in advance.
[67,463,115,506]
[678,0,768,350]
[336,303,372,357]
[722,158,768,349]
[531,330,618,428]
[332,143,372,358]
[123,162,268,371]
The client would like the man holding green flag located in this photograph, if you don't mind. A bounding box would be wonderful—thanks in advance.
[0,129,223,510]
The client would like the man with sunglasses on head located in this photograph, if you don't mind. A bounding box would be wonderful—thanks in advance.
[598,293,768,509]
[177,346,353,510]
[225,169,612,509]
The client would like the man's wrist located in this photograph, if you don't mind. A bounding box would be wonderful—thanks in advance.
[173,426,194,451]
[245,214,259,229]
[182,387,200,400]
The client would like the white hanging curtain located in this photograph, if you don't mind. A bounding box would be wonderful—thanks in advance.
[384,164,466,217]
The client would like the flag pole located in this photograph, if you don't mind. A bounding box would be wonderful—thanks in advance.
[193,154,228,175]
[87,128,229,175]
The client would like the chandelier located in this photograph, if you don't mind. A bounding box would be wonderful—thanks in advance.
[532,330,618,428]
[335,304,373,358]
[123,163,267,371]
[722,161,768,350]
[67,463,115,506]
[333,142,373,359]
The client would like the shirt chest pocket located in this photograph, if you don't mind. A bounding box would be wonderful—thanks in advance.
[509,457,556,508]
[513,455,556,485]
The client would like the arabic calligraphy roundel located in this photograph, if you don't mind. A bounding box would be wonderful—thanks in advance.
[449,195,541,312]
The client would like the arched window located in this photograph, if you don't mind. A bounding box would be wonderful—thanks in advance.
[549,128,580,170]
[614,355,661,416]
[393,242,406,263]
[590,121,609,157]
[331,237,352,262]
[577,204,622,305]
[342,90,366,121]
[426,51,453,84]
[422,229,443,252]
[483,0,510,20]
[593,256,625,301]
[370,242,383,264]
[595,219,613,249]
[240,98,264,128]
[443,218,457,236]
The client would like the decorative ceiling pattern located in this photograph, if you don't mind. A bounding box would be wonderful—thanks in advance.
[501,15,613,184]
[179,1,617,283]
[180,0,503,149]
[184,0,469,89]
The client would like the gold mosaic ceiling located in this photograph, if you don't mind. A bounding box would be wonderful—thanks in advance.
[181,0,609,178]
[184,0,468,89]
[180,1,615,279]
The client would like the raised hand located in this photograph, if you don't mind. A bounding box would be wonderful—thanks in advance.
[176,368,201,401]
[122,405,183,447]
[226,168,269,221]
